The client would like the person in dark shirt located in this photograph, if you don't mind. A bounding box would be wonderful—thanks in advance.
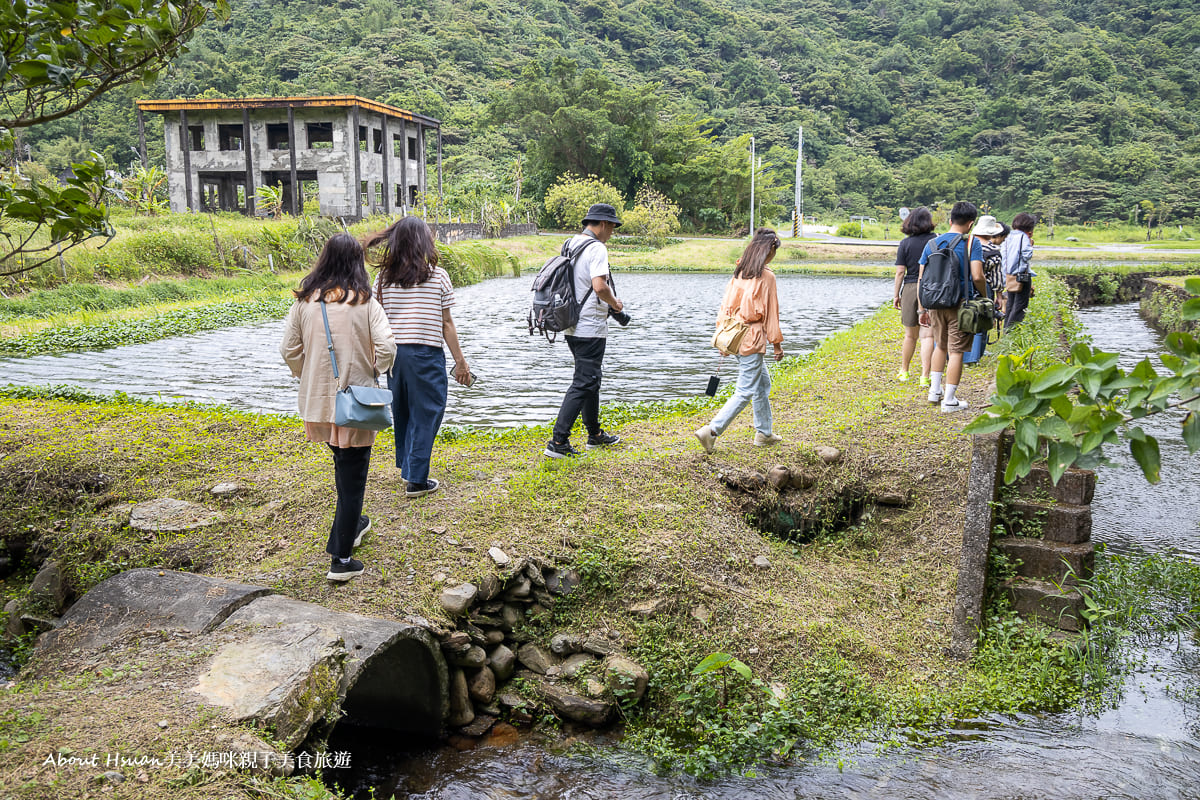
[892,206,937,385]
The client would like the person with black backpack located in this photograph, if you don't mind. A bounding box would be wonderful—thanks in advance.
[917,201,987,413]
[543,203,626,458]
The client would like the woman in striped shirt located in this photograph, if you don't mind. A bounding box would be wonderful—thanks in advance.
[367,217,471,498]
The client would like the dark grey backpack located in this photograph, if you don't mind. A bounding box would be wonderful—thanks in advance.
[918,233,966,310]
[528,238,600,342]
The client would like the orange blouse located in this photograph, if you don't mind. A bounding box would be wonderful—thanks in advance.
[717,268,782,355]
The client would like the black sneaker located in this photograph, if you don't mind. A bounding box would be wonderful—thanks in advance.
[353,515,371,548]
[543,440,584,459]
[405,478,441,498]
[327,557,365,582]
[585,431,621,450]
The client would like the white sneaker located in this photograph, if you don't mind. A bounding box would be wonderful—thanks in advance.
[694,425,716,454]
[940,398,970,413]
[928,390,943,405]
[754,431,783,446]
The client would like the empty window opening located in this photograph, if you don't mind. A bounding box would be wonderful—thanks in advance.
[392,134,404,158]
[307,122,333,149]
[407,136,417,160]
[180,125,204,151]
[372,129,383,154]
[361,180,370,207]
[396,185,406,206]
[408,185,418,206]
[374,182,383,207]
[218,124,244,151]
[266,123,290,150]
[235,184,247,208]
[359,126,368,152]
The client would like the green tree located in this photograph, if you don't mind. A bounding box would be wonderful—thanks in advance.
[902,154,978,206]
[1,0,227,275]
[542,174,624,230]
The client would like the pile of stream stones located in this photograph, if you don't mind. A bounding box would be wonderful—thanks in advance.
[432,548,649,736]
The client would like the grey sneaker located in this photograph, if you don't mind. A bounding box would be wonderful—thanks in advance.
[694,425,716,454]
[353,515,371,548]
[754,431,783,446]
[327,558,365,582]
[940,397,970,413]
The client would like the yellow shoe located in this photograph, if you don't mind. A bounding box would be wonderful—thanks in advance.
[896,370,910,382]
[918,375,931,388]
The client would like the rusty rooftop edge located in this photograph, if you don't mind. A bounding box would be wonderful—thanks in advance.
[135,95,439,126]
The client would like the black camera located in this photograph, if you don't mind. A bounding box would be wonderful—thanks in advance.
[609,308,631,327]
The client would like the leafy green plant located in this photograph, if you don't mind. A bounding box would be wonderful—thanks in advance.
[542,174,624,230]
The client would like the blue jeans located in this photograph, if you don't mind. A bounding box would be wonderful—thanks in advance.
[710,353,772,436]
[389,344,448,485]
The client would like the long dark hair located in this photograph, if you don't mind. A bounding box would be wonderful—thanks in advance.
[366,216,438,290]
[733,228,781,280]
[294,233,370,304]
[900,206,935,236]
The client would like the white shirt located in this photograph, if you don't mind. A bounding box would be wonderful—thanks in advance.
[564,233,611,338]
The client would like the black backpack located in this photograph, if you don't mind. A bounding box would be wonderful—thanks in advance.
[528,237,601,342]
[919,233,968,310]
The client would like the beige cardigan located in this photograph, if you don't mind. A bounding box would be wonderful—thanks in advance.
[279,297,397,423]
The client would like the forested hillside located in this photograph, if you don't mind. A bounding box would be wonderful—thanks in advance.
[19,0,1200,230]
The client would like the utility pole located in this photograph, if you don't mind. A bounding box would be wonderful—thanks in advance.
[795,126,803,238]
[749,136,756,234]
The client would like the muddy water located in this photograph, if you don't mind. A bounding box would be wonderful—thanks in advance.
[324,302,1200,799]
[0,273,891,428]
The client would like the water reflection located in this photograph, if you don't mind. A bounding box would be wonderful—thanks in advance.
[0,273,892,428]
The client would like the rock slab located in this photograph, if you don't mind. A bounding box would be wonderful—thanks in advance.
[130,498,224,532]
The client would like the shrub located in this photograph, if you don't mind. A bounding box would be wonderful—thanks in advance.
[543,174,624,230]
[620,187,681,246]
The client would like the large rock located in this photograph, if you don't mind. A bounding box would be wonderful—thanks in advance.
[191,623,346,749]
[440,583,478,617]
[549,633,583,656]
[532,678,614,726]
[516,643,556,675]
[560,653,595,679]
[29,561,67,615]
[488,644,516,681]
[545,568,581,597]
[130,498,223,532]
[447,668,475,727]
[500,604,523,632]
[467,666,496,704]
[628,598,671,618]
[767,465,791,489]
[815,446,842,464]
[604,656,649,703]
[448,645,487,669]
[3,599,24,640]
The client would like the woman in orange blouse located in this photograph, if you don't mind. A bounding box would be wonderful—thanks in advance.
[695,228,784,454]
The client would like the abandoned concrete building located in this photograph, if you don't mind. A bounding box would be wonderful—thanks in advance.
[134,95,442,218]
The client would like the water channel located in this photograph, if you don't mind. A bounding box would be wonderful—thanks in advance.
[323,302,1200,799]
[0,273,893,427]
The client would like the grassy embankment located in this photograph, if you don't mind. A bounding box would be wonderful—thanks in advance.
[0,262,1118,798]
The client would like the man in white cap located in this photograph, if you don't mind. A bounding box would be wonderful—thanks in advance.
[544,203,626,458]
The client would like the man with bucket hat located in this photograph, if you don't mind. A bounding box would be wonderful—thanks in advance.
[544,203,626,458]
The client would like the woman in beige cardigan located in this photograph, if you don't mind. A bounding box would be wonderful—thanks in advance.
[695,228,784,454]
[280,233,396,582]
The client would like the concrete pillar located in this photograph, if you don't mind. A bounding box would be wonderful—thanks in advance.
[352,106,362,219]
[242,108,255,216]
[180,110,194,212]
[399,118,408,213]
[137,108,147,169]
[287,106,299,216]
[381,115,390,215]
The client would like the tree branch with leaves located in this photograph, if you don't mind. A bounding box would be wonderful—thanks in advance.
[965,279,1200,484]
[0,0,228,275]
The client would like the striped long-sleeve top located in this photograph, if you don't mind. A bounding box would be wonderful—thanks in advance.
[376,266,456,348]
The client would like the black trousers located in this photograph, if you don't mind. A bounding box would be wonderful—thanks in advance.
[326,444,371,560]
[553,335,606,443]
[1005,279,1032,328]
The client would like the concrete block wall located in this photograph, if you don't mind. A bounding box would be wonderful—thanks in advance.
[950,433,1097,656]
